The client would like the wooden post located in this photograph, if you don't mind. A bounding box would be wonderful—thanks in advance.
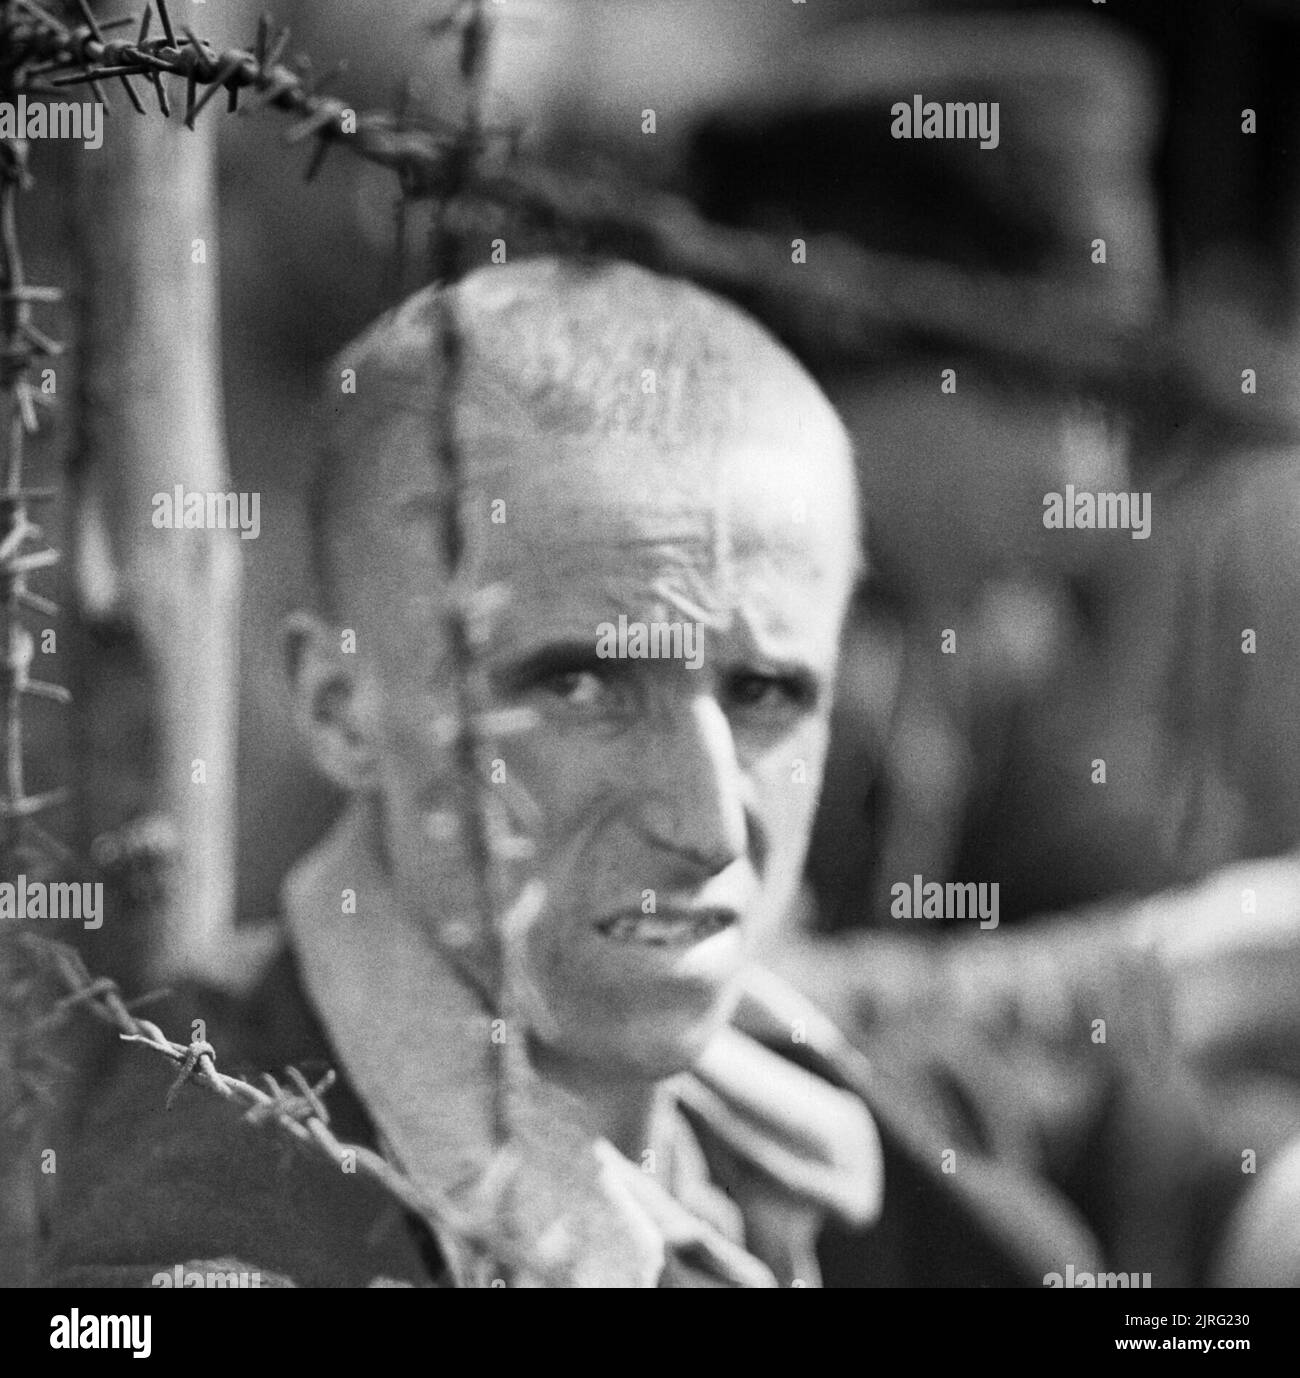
[72,110,237,983]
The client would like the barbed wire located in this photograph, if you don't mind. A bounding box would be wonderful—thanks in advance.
[419,0,521,1155]
[0,0,1174,1289]
[0,67,67,870]
[0,0,554,1281]
[2,0,516,182]
[0,5,69,1280]
[0,0,1146,381]
[17,930,571,1285]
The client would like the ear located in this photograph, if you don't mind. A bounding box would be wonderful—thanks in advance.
[283,611,380,790]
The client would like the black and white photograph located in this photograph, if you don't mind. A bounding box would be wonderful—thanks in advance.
[1,0,1298,1341]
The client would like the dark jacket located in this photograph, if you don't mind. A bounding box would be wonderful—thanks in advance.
[45,944,1105,1288]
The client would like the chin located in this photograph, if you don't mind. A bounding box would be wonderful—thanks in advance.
[569,982,742,1082]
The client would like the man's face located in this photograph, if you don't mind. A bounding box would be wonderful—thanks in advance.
[343,406,857,1081]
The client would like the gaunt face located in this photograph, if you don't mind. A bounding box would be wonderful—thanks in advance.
[340,402,858,1083]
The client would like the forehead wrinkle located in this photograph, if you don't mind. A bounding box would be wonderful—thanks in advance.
[603,567,731,631]
[483,554,733,630]
[370,424,850,620]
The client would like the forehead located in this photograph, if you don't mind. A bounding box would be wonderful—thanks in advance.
[353,412,859,660]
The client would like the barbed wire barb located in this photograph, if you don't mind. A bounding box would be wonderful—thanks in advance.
[18,932,567,1284]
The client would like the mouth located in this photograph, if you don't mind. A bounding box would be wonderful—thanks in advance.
[594,906,738,948]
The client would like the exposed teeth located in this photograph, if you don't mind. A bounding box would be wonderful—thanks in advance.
[598,912,729,946]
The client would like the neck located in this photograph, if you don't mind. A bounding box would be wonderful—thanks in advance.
[530,1043,666,1160]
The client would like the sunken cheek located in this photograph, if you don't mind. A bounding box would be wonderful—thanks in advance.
[763,721,825,826]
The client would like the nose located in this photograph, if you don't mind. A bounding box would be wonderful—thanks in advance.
[636,694,750,875]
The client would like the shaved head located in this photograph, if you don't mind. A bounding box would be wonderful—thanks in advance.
[309,256,861,620]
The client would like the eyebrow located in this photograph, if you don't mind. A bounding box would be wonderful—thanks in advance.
[489,632,829,699]
[723,612,834,680]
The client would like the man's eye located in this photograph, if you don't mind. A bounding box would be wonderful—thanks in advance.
[496,645,633,715]
[539,668,605,706]
[725,671,816,713]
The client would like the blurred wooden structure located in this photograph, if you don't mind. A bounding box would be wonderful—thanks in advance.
[73,112,236,983]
